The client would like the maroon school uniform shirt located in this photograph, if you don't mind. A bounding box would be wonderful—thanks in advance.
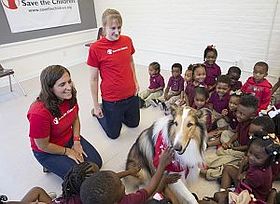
[167,75,184,92]
[236,120,251,146]
[118,189,148,204]
[241,77,272,112]
[235,165,272,202]
[204,62,221,87]
[208,91,230,114]
[226,109,238,130]
[149,73,165,90]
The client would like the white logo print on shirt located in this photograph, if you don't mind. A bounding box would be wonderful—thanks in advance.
[53,106,76,125]
[106,46,128,55]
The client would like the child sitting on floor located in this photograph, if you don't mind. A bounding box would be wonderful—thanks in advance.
[182,63,207,107]
[203,45,221,92]
[0,162,99,204]
[80,148,178,204]
[241,61,272,113]
[157,63,184,113]
[208,75,231,114]
[222,94,259,152]
[214,132,280,204]
[226,66,242,91]
[202,95,259,180]
[207,91,241,147]
[139,62,165,108]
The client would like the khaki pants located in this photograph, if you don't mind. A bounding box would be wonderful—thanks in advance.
[158,90,181,105]
[139,89,163,105]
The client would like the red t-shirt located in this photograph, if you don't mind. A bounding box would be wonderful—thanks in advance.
[118,189,148,204]
[87,35,136,102]
[27,100,79,152]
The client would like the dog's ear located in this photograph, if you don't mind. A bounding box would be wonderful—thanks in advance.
[196,108,211,124]
[170,104,183,118]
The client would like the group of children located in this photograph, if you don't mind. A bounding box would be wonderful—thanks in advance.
[138,45,280,203]
[2,45,280,204]
[1,150,179,204]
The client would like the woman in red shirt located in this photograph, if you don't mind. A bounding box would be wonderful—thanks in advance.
[27,65,102,179]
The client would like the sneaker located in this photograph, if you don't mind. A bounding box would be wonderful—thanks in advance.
[139,98,146,108]
[150,99,159,107]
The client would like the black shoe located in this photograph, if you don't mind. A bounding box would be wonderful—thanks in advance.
[139,98,146,108]
[43,166,50,173]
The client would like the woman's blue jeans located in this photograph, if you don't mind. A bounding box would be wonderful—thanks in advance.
[97,95,140,139]
[33,136,102,179]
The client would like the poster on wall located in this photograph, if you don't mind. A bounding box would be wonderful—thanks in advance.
[1,0,81,33]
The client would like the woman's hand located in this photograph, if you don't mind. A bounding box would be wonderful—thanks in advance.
[93,104,104,118]
[73,141,87,157]
[65,147,85,164]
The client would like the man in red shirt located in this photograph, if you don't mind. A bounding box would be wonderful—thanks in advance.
[87,9,140,139]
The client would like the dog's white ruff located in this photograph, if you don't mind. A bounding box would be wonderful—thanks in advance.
[151,114,202,204]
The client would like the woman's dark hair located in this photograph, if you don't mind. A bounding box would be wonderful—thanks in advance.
[203,45,218,60]
[62,161,98,198]
[249,132,280,167]
[37,65,77,118]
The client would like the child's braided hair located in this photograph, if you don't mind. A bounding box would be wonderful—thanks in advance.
[249,132,280,166]
[62,161,99,198]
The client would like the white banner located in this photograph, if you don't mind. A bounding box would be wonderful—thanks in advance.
[1,0,81,33]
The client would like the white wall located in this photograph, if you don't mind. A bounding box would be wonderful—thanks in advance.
[94,0,280,83]
[0,29,98,87]
[1,1,279,87]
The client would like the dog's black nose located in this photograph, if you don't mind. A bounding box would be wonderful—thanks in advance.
[173,144,182,152]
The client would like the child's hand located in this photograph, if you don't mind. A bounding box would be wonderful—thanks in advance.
[222,142,232,150]
[158,147,173,168]
[237,171,246,181]
[127,162,141,176]
[165,95,172,100]
[221,109,228,116]
[163,173,181,185]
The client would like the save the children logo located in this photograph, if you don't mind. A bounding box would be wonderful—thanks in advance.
[1,0,20,10]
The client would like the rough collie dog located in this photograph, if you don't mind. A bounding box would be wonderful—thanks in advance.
[125,106,209,204]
